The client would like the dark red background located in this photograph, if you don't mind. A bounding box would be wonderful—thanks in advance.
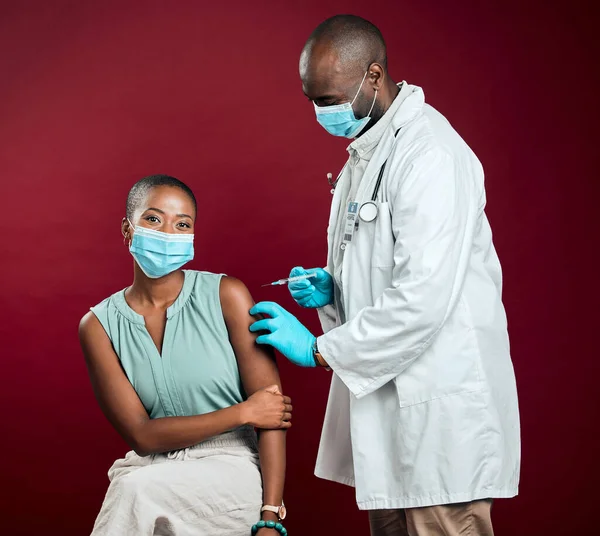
[1,1,598,534]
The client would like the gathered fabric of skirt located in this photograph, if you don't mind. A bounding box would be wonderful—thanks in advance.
[91,428,263,536]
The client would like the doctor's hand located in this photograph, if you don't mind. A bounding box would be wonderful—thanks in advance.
[288,266,333,308]
[249,302,317,368]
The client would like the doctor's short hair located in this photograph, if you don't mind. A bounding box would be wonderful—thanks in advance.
[306,14,387,71]
[126,174,197,220]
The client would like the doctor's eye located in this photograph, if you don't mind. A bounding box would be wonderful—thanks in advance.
[145,215,160,223]
[176,222,192,229]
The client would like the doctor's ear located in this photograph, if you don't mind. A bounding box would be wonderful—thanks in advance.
[367,63,385,90]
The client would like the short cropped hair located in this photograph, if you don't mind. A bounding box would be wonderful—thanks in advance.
[126,174,197,220]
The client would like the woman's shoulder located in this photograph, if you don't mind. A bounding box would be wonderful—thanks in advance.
[79,296,112,343]
[217,277,255,321]
[186,270,245,293]
[78,290,126,360]
[186,269,224,283]
[185,270,253,311]
[80,287,126,338]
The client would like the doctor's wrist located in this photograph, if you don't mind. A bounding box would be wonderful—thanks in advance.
[312,339,330,368]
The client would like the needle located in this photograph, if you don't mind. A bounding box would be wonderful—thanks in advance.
[261,273,317,287]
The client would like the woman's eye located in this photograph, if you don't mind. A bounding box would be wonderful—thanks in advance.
[177,222,191,229]
[146,216,160,223]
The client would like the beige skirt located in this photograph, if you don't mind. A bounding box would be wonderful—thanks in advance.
[91,428,262,536]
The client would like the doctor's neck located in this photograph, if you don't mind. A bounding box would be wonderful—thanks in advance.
[358,77,401,136]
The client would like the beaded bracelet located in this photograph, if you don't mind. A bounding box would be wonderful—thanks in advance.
[251,520,288,535]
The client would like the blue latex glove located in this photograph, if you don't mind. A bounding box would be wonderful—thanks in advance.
[249,301,317,368]
[288,266,334,309]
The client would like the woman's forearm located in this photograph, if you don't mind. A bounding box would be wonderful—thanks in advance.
[257,429,286,519]
[132,404,247,456]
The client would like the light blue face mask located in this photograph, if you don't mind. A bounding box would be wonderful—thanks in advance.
[313,71,378,139]
[128,221,194,279]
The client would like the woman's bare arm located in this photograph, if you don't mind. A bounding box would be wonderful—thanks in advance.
[220,277,288,524]
[79,311,290,456]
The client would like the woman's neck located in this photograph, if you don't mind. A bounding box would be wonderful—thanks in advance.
[127,266,185,310]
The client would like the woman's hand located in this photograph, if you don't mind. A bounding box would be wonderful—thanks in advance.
[241,385,292,429]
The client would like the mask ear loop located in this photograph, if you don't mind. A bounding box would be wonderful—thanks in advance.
[366,89,378,117]
[124,218,134,247]
[351,71,378,118]
[350,70,370,106]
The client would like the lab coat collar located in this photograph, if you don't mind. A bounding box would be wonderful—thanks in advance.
[348,81,411,159]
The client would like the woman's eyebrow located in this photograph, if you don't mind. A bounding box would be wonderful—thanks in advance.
[144,207,192,219]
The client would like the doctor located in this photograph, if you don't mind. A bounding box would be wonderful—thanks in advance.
[250,14,520,536]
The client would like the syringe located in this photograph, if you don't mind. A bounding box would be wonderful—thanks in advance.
[261,273,317,287]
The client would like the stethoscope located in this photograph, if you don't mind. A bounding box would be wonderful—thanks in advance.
[327,128,401,223]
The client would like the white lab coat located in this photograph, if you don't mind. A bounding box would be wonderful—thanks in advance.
[315,83,520,510]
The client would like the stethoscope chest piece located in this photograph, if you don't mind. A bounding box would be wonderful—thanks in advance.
[359,201,378,222]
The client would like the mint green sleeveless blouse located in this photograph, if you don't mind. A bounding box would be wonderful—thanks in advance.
[90,270,246,419]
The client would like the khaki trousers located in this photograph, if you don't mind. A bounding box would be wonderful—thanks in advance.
[368,499,494,536]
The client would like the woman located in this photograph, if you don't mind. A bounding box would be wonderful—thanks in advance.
[79,174,290,536]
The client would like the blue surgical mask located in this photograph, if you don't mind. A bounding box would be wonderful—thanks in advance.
[313,71,378,138]
[128,221,194,279]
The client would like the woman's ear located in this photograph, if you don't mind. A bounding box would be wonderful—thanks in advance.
[121,218,132,246]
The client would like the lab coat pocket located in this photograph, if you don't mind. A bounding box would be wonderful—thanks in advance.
[368,202,395,300]
[393,296,483,408]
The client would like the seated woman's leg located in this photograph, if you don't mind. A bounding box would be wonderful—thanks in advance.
[92,431,263,536]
